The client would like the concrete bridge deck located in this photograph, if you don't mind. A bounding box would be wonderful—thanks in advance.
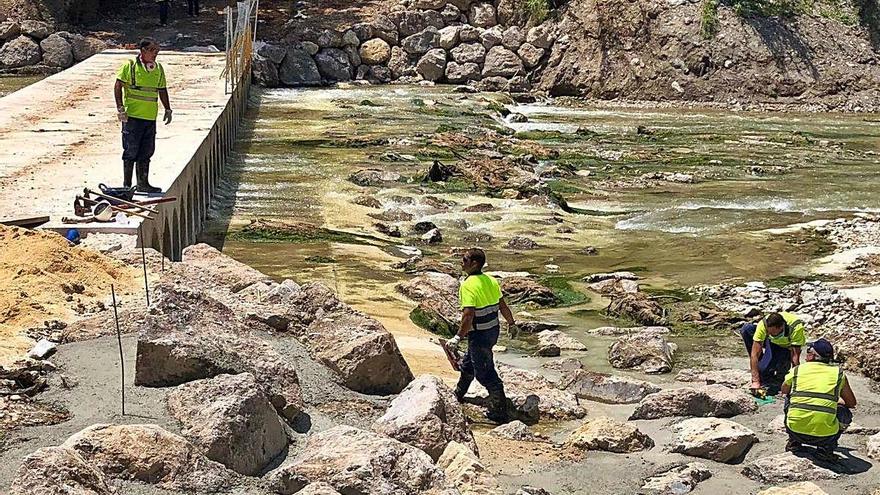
[0,49,247,259]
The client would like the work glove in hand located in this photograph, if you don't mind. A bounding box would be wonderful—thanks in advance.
[117,107,128,123]
[163,109,173,125]
[447,335,461,348]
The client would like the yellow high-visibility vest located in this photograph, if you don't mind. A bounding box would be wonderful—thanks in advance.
[116,58,166,121]
[785,361,845,437]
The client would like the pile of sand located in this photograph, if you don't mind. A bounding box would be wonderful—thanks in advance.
[0,225,140,365]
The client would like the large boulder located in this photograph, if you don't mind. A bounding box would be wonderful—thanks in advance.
[630,385,758,420]
[20,20,51,39]
[269,425,457,495]
[757,482,829,495]
[258,43,287,64]
[536,330,586,351]
[526,23,554,49]
[437,441,501,495]
[0,35,41,68]
[279,46,322,86]
[0,20,20,41]
[134,285,304,421]
[500,277,558,306]
[517,43,544,69]
[558,369,660,404]
[62,424,239,493]
[417,48,447,82]
[481,46,523,78]
[450,42,486,64]
[608,332,676,374]
[178,243,272,294]
[253,55,280,87]
[397,272,459,302]
[606,293,667,326]
[868,432,880,459]
[641,463,711,494]
[286,283,414,394]
[410,296,461,337]
[446,61,481,83]
[402,27,441,55]
[439,26,461,50]
[359,38,391,65]
[468,2,497,27]
[166,373,287,476]
[349,168,402,186]
[488,420,549,443]
[467,363,585,420]
[480,26,503,50]
[670,418,758,463]
[501,26,525,50]
[314,48,353,82]
[372,375,477,461]
[40,33,73,68]
[565,416,654,453]
[742,453,839,483]
[10,446,116,495]
[58,32,106,61]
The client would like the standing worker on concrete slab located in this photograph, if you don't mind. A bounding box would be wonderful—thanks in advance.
[740,312,806,395]
[114,38,172,194]
[448,247,516,424]
[781,338,856,462]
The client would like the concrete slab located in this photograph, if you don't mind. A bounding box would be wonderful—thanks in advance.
[0,50,230,233]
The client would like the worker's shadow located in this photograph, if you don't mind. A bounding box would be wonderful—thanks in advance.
[799,447,873,475]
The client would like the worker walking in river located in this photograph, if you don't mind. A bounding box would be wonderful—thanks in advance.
[740,312,806,395]
[781,338,856,462]
[114,38,173,194]
[448,248,516,424]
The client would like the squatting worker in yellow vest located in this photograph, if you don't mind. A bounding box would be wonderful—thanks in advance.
[113,38,172,194]
[447,248,516,424]
[739,312,806,395]
[781,338,856,462]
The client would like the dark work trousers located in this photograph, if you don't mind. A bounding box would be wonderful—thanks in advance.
[158,1,170,25]
[456,326,503,395]
[785,396,852,453]
[187,0,199,16]
[122,117,157,163]
[740,322,791,394]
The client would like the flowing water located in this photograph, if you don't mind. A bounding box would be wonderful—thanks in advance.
[200,85,880,375]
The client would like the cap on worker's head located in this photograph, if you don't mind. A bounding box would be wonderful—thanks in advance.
[65,228,81,245]
[809,338,834,360]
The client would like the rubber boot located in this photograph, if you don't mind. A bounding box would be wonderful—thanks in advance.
[123,160,135,188]
[454,374,473,402]
[485,387,512,424]
[135,160,162,194]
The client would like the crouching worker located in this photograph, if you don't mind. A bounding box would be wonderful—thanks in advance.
[781,338,856,462]
[448,248,516,424]
[741,312,806,395]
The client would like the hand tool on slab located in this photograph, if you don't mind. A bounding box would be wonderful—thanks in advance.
[83,188,159,215]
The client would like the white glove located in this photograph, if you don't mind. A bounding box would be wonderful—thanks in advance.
[447,335,461,348]
[117,107,128,123]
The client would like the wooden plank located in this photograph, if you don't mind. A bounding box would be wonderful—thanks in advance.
[0,215,50,228]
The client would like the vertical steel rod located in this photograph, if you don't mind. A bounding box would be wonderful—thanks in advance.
[111,284,125,416]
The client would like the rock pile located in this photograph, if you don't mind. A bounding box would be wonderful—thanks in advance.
[0,19,106,72]
[252,0,555,89]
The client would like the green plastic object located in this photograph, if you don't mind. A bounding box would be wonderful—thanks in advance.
[755,396,776,406]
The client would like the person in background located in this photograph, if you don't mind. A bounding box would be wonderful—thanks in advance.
[781,338,856,462]
[157,0,171,26]
[186,0,200,17]
[114,38,172,193]
[447,248,516,424]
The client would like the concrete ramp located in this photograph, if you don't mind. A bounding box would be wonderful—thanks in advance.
[0,49,247,259]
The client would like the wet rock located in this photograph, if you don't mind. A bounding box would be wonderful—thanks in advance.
[134,286,304,420]
[526,23,554,49]
[590,278,640,294]
[20,20,51,39]
[518,320,565,334]
[349,168,402,186]
[517,488,552,495]
[587,325,670,336]
[566,416,654,453]
[269,425,455,495]
[257,43,286,64]
[279,47,322,86]
[534,343,561,357]
[606,292,667,326]
[398,272,458,302]
[558,370,660,404]
[369,207,414,222]
[375,223,402,237]
[166,373,287,476]
[500,277,557,307]
[0,20,20,41]
[402,27,441,55]
[584,271,640,283]
[742,453,839,483]
[468,2,497,27]
[10,446,116,495]
[536,330,586,350]
[517,43,544,69]
[253,55,280,86]
[480,26,503,50]
[0,35,41,68]
[63,424,239,492]
[489,420,549,442]
[373,375,477,461]
[314,48,353,82]
[392,255,459,278]
[451,42,486,64]
[464,202,495,212]
[467,363,585,420]
[417,48,447,82]
[410,296,461,337]
[421,227,444,244]
[641,462,711,494]
[437,441,500,495]
[360,38,391,65]
[675,368,751,388]
[670,418,758,463]
[757,483,829,495]
[502,26,525,50]
[286,283,414,394]
[506,236,539,250]
[579,246,599,255]
[542,357,584,373]
[608,332,676,374]
[867,432,880,459]
[482,46,523,77]
[630,385,758,420]
[353,195,382,208]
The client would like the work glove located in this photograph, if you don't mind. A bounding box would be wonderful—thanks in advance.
[447,335,461,348]
[163,108,173,125]
[117,107,128,123]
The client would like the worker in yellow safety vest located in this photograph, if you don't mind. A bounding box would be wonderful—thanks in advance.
[113,38,172,194]
[781,338,856,462]
[739,312,806,395]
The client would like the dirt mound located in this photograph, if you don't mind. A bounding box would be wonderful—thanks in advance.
[0,225,139,364]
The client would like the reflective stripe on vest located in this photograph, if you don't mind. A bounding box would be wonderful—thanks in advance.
[786,362,843,436]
